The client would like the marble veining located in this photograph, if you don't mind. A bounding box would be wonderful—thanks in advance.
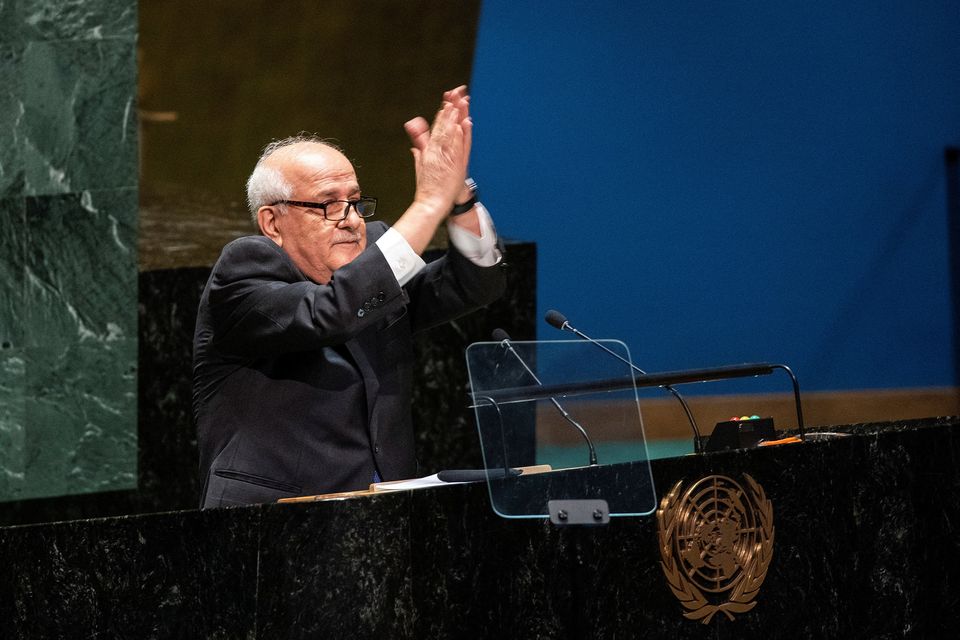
[1,0,136,43]
[0,198,25,348]
[0,0,139,504]
[21,40,137,196]
[0,352,26,497]
[257,498,416,638]
[23,189,137,349]
[20,340,137,500]
[0,45,25,199]
[0,507,260,639]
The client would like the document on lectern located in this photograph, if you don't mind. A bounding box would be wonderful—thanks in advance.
[371,466,553,492]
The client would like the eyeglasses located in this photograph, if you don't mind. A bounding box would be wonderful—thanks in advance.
[272,197,378,221]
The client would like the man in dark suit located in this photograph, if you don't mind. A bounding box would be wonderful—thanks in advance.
[193,87,505,508]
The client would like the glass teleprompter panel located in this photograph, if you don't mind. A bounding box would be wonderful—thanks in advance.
[466,339,657,520]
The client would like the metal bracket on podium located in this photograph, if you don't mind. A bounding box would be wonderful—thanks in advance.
[548,499,610,525]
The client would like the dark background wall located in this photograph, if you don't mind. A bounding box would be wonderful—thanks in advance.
[469,1,960,393]
[137,0,485,270]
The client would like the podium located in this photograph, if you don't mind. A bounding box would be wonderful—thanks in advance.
[2,417,959,638]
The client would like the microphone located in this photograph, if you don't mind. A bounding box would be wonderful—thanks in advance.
[544,310,705,454]
[544,309,571,332]
[491,329,598,466]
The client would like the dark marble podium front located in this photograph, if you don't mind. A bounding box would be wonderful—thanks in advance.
[2,417,958,639]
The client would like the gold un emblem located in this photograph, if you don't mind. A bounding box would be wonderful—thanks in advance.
[657,474,774,624]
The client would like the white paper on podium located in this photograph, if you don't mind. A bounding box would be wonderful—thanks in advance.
[370,473,470,492]
[370,465,552,493]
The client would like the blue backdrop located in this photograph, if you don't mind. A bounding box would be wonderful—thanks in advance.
[469,1,960,392]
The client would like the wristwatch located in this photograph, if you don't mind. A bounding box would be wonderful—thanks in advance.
[450,178,478,216]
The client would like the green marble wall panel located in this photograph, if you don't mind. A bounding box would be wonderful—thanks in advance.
[0,0,138,503]
[0,1,20,44]
[7,0,137,42]
[0,197,25,498]
[22,39,137,196]
[21,340,136,500]
[0,44,24,198]
[0,198,25,348]
[24,189,137,350]
[0,351,26,497]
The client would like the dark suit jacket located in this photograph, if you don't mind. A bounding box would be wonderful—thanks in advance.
[193,222,505,508]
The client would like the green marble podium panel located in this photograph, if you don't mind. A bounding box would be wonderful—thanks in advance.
[0,0,138,502]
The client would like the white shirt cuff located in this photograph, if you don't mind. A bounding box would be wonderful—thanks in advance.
[447,203,502,267]
[375,227,426,286]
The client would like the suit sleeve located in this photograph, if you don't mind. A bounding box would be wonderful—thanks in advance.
[205,233,408,358]
[402,237,507,335]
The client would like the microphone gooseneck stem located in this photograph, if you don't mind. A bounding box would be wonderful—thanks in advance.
[771,364,805,436]
[496,336,599,466]
[553,316,704,454]
[474,395,512,476]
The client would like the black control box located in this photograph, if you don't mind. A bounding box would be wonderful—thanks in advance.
[704,417,777,452]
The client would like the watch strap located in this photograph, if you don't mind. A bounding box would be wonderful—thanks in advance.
[450,178,478,216]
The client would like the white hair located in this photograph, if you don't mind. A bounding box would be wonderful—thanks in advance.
[245,134,343,225]
[246,164,292,224]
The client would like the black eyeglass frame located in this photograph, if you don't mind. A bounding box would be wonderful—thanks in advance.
[271,197,378,221]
